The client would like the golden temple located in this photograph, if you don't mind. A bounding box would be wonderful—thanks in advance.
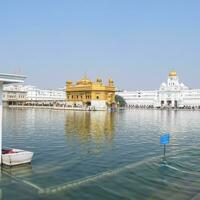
[66,76,116,110]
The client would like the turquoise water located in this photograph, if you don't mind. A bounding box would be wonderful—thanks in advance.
[1,108,200,200]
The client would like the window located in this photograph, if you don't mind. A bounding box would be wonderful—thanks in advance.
[96,96,99,99]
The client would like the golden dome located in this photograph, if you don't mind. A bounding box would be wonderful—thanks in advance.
[169,71,177,77]
[109,78,114,83]
[96,77,102,83]
[66,80,72,84]
[77,77,92,85]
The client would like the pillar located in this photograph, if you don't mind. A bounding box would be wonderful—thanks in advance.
[0,83,3,164]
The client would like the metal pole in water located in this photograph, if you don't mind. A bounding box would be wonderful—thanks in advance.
[164,144,166,157]
[0,82,3,165]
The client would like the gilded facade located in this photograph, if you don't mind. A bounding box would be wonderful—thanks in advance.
[66,76,116,110]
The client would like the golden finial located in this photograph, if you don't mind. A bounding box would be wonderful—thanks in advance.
[169,70,177,77]
[96,77,102,83]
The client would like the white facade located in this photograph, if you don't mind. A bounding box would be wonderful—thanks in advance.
[3,85,66,103]
[117,71,200,109]
[66,100,107,110]
[3,85,27,102]
[91,100,107,110]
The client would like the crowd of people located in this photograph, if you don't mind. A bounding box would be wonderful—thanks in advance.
[126,104,200,110]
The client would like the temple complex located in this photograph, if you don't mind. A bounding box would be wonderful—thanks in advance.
[118,71,200,109]
[66,76,116,110]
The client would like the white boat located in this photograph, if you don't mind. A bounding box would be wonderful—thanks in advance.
[2,148,34,166]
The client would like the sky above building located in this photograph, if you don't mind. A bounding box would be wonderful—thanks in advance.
[0,0,200,90]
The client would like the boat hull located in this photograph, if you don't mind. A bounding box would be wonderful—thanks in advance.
[2,149,34,166]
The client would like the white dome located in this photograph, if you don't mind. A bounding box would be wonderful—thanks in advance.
[160,82,167,90]
[180,83,189,90]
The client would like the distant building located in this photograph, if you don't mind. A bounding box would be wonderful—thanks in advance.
[66,76,116,110]
[3,85,66,106]
[3,85,27,104]
[117,71,200,109]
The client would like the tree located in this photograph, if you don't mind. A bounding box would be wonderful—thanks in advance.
[115,95,126,107]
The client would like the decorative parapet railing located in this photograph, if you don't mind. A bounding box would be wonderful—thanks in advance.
[0,73,26,84]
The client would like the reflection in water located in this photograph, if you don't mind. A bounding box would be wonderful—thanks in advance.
[2,108,200,200]
[2,164,33,177]
[65,111,115,144]
[0,164,34,200]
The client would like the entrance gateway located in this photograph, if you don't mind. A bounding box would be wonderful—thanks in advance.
[167,100,172,106]
[160,100,178,108]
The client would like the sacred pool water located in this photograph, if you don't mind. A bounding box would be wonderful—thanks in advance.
[1,108,200,200]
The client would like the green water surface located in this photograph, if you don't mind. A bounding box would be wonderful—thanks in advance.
[1,108,200,200]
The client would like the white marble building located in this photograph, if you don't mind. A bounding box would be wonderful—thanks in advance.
[117,71,200,109]
[3,85,66,106]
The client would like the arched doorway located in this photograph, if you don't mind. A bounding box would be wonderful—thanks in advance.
[167,100,172,106]
[86,101,91,107]
[174,100,178,108]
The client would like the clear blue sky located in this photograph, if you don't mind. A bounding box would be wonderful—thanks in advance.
[0,0,200,90]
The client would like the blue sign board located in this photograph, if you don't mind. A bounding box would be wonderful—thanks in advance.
[160,134,170,145]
